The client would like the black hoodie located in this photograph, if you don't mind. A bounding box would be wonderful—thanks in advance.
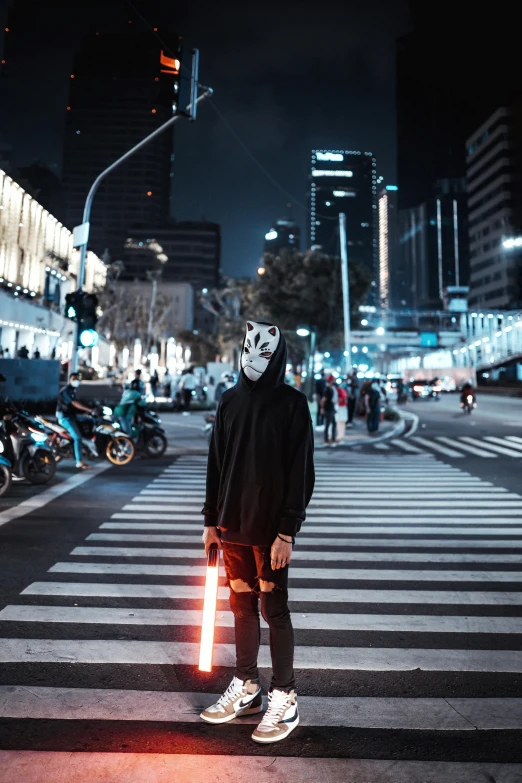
[202,329,315,546]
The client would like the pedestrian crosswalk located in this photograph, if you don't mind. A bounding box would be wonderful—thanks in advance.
[1,453,522,778]
[374,433,522,458]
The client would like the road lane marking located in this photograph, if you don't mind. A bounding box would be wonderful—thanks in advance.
[1,639,522,671]
[460,437,522,458]
[411,437,465,458]
[22,582,522,605]
[436,437,498,458]
[4,604,522,634]
[90,532,522,548]
[69,545,522,564]
[0,464,111,529]
[49,562,522,581]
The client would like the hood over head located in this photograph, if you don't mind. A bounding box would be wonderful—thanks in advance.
[239,320,287,392]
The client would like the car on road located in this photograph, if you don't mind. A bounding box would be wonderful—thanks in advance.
[409,379,441,401]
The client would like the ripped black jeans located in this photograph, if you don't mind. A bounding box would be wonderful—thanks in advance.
[222,541,295,692]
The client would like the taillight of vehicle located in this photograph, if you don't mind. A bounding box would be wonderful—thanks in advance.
[413,385,423,392]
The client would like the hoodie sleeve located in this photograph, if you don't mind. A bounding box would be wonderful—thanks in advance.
[279,395,315,537]
[202,402,224,527]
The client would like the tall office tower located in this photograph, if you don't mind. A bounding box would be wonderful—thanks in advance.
[264,212,301,254]
[309,150,377,285]
[467,105,522,309]
[62,21,181,259]
[397,179,468,310]
[378,186,398,310]
[397,0,522,212]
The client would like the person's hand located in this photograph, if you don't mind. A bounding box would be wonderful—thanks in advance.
[202,526,222,556]
[271,534,293,570]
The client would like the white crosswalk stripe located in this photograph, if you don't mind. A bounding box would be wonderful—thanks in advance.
[381,434,522,459]
[2,453,522,776]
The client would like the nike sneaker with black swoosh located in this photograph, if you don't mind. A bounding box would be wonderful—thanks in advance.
[251,688,299,743]
[200,676,263,724]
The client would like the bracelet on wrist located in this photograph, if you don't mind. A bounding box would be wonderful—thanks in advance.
[278,533,295,545]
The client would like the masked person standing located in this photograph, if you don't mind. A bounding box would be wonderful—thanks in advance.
[201,321,315,743]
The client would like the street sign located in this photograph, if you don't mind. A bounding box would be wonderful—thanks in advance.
[72,222,90,248]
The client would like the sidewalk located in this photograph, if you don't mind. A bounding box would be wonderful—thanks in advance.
[309,400,405,449]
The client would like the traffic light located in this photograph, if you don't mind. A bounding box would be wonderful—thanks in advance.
[64,291,99,347]
[78,292,99,347]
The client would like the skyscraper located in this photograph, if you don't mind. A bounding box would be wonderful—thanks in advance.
[264,213,301,254]
[308,149,377,283]
[397,179,468,311]
[378,186,398,310]
[466,105,522,309]
[62,22,181,259]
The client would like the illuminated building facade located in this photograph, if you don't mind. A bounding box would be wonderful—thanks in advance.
[378,186,398,310]
[0,167,105,357]
[62,24,180,259]
[308,150,377,284]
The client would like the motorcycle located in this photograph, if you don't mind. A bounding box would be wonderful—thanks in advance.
[0,423,12,496]
[0,404,56,484]
[38,408,135,466]
[131,407,168,458]
[462,394,476,414]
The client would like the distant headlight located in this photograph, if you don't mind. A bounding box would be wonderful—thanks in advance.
[0,440,4,453]
[102,406,113,416]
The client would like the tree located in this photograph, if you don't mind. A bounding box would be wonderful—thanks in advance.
[96,264,174,353]
[201,277,257,367]
[253,250,372,352]
[177,330,219,366]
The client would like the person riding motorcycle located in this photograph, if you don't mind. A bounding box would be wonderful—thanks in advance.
[460,380,476,410]
[114,383,144,437]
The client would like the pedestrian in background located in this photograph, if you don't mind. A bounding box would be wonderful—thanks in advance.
[150,369,159,399]
[335,381,347,442]
[365,379,382,436]
[315,370,326,429]
[346,369,359,428]
[321,375,338,444]
[180,366,197,413]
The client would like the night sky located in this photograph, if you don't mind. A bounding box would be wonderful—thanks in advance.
[0,0,409,277]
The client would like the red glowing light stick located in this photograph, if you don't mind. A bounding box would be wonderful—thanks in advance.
[198,543,220,672]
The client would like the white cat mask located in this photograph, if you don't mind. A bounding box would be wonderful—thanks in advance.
[240,321,280,382]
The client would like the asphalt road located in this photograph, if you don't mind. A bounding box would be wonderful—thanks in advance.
[0,404,522,781]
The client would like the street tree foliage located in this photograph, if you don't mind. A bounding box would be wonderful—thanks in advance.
[201,277,257,365]
[201,252,372,366]
[97,264,173,353]
[255,250,372,351]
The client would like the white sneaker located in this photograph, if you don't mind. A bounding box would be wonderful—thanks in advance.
[251,689,299,743]
[200,676,263,724]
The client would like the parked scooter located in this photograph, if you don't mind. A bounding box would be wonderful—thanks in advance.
[132,407,168,458]
[0,404,56,484]
[38,408,135,466]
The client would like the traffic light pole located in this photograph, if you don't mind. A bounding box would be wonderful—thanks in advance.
[71,80,213,372]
